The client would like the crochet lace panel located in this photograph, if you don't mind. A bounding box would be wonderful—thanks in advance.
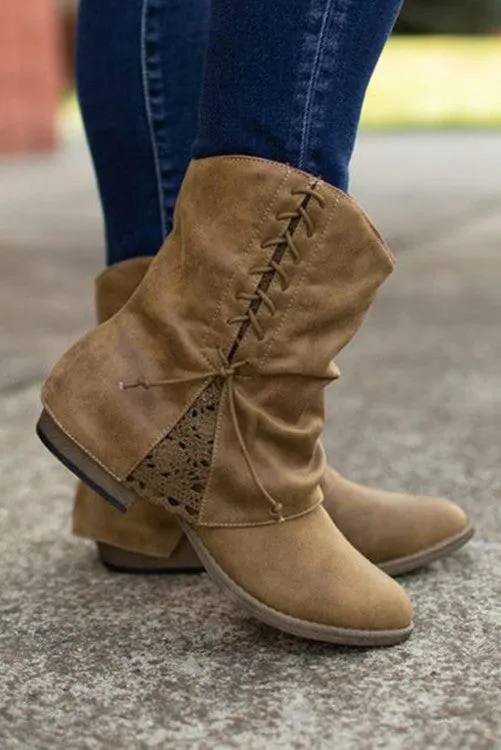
[126,381,221,522]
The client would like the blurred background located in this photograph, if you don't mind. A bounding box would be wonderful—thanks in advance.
[0,0,500,154]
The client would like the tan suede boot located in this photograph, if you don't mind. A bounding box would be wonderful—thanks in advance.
[39,156,414,646]
[323,469,472,576]
[75,259,472,576]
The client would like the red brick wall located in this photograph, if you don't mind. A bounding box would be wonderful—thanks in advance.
[0,0,62,154]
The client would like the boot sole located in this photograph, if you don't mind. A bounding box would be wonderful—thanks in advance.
[37,409,413,647]
[379,524,475,577]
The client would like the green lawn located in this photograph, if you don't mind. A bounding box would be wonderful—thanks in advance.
[361,36,501,128]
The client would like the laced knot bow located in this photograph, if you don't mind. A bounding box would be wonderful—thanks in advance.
[119,348,285,523]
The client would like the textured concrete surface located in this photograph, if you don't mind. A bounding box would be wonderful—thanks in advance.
[0,133,500,749]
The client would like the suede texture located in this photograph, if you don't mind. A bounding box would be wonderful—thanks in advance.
[73,257,184,558]
[198,507,412,631]
[73,480,183,558]
[43,156,413,633]
[74,257,468,568]
[322,467,468,564]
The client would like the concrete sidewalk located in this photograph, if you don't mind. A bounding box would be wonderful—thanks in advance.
[0,133,500,749]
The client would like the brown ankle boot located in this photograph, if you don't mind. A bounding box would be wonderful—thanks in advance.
[39,156,414,646]
[74,258,472,576]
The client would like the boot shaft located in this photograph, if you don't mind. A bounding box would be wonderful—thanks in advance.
[42,156,394,528]
[129,156,395,378]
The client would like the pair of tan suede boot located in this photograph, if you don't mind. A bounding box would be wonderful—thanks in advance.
[39,156,472,646]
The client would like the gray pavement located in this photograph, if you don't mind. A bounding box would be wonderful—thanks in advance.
[0,133,500,749]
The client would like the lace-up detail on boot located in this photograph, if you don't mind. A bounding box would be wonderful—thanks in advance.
[120,181,326,526]
[227,184,325,357]
[121,352,287,523]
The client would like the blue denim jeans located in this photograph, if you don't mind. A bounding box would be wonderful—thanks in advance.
[77,0,209,265]
[77,0,403,267]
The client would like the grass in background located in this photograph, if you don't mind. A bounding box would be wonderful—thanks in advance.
[361,36,501,128]
[61,36,501,136]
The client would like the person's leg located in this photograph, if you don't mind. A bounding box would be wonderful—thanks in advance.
[76,0,210,266]
[193,0,403,192]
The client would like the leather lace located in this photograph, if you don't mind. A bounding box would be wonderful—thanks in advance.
[226,186,325,342]
[120,348,285,522]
